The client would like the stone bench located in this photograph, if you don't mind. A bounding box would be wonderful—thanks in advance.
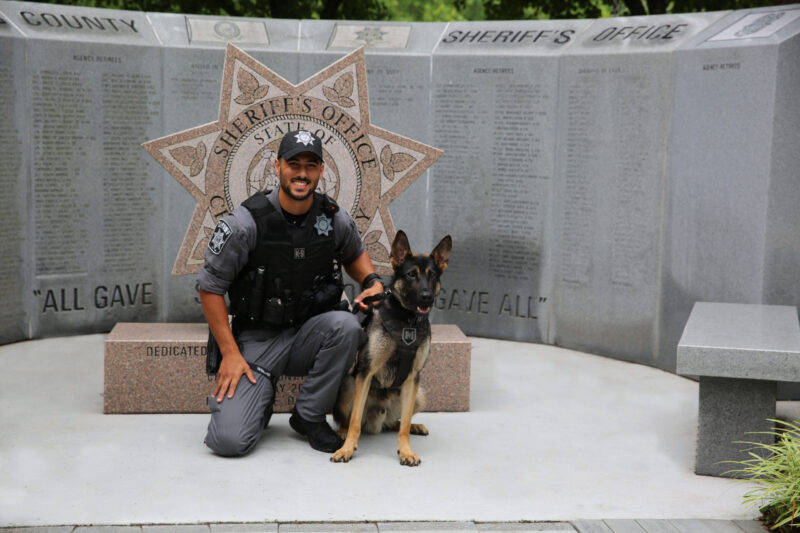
[104,322,470,414]
[677,302,800,477]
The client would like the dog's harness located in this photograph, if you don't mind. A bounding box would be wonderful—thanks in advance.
[381,308,430,388]
[350,288,429,388]
[369,294,430,389]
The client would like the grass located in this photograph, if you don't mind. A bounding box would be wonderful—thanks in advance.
[725,419,800,531]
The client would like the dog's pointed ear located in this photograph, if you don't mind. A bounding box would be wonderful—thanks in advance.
[390,230,412,268]
[431,235,452,271]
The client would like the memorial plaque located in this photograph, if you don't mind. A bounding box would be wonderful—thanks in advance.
[551,12,724,366]
[429,20,591,342]
[662,7,800,388]
[1,1,165,337]
[299,20,445,254]
[143,44,442,286]
[707,8,800,41]
[328,23,412,49]
[187,17,269,46]
[0,10,29,344]
[149,14,299,322]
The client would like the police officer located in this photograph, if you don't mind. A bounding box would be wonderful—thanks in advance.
[198,130,384,456]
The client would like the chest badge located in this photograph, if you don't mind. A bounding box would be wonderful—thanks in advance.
[402,327,417,346]
[314,213,333,236]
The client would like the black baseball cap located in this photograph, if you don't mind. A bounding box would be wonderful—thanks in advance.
[277,130,323,162]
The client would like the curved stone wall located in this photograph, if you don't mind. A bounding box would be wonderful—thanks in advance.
[1,0,798,379]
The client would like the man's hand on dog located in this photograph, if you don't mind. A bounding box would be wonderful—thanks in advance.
[213,351,256,403]
[353,281,384,312]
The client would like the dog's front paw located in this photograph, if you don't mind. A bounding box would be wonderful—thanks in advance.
[330,447,355,463]
[410,423,428,436]
[398,449,421,467]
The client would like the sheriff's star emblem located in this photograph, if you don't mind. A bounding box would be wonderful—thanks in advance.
[208,220,232,255]
[295,130,315,146]
[355,26,388,45]
[143,43,442,276]
[314,214,333,236]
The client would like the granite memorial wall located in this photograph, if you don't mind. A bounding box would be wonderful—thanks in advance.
[662,5,800,394]
[1,0,799,380]
[550,12,724,367]
[0,13,27,344]
[430,19,592,342]
[1,1,165,339]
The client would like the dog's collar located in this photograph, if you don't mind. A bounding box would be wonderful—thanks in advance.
[379,296,430,360]
[382,292,427,326]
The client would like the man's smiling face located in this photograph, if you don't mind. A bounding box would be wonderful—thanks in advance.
[275,152,324,204]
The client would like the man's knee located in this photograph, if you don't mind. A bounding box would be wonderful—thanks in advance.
[325,311,362,343]
[205,424,259,457]
[205,399,263,457]
[315,311,360,369]
[332,309,361,330]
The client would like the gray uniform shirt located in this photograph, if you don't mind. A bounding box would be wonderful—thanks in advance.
[197,189,364,295]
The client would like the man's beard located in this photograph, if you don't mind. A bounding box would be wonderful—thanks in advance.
[279,170,315,202]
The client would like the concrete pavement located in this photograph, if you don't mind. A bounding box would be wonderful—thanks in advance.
[0,333,776,528]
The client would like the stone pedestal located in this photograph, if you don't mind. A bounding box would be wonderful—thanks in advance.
[677,302,800,477]
[104,322,470,414]
[696,376,775,477]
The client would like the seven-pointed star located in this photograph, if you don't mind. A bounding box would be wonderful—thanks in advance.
[143,43,441,276]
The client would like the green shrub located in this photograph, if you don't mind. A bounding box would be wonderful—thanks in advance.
[726,419,800,531]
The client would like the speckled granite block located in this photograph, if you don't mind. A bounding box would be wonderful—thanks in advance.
[422,324,471,411]
[104,323,210,414]
[676,302,799,477]
[677,302,800,381]
[696,376,775,477]
[104,323,470,414]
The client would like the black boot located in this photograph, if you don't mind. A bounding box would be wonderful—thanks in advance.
[289,408,344,453]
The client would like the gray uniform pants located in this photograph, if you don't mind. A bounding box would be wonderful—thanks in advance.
[205,310,361,457]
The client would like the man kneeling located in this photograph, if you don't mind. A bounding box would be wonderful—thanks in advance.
[197,130,383,456]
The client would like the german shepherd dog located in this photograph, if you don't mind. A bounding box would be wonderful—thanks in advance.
[331,230,451,466]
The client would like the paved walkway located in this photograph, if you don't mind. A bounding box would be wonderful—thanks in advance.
[0,519,767,532]
[0,333,781,530]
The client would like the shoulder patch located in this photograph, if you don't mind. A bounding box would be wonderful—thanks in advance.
[208,220,232,255]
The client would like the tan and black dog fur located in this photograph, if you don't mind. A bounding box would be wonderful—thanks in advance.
[331,230,451,466]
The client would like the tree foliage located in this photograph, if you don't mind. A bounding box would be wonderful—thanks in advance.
[29,0,390,18]
[485,0,782,18]
[31,0,780,20]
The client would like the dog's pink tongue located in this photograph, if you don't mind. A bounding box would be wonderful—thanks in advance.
[417,306,431,314]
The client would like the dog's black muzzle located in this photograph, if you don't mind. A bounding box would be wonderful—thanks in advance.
[418,288,433,308]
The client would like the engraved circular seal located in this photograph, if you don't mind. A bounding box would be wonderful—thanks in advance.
[221,111,362,214]
[214,21,241,40]
[202,92,380,226]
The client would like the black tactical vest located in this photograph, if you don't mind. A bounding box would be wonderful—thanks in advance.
[229,191,343,329]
